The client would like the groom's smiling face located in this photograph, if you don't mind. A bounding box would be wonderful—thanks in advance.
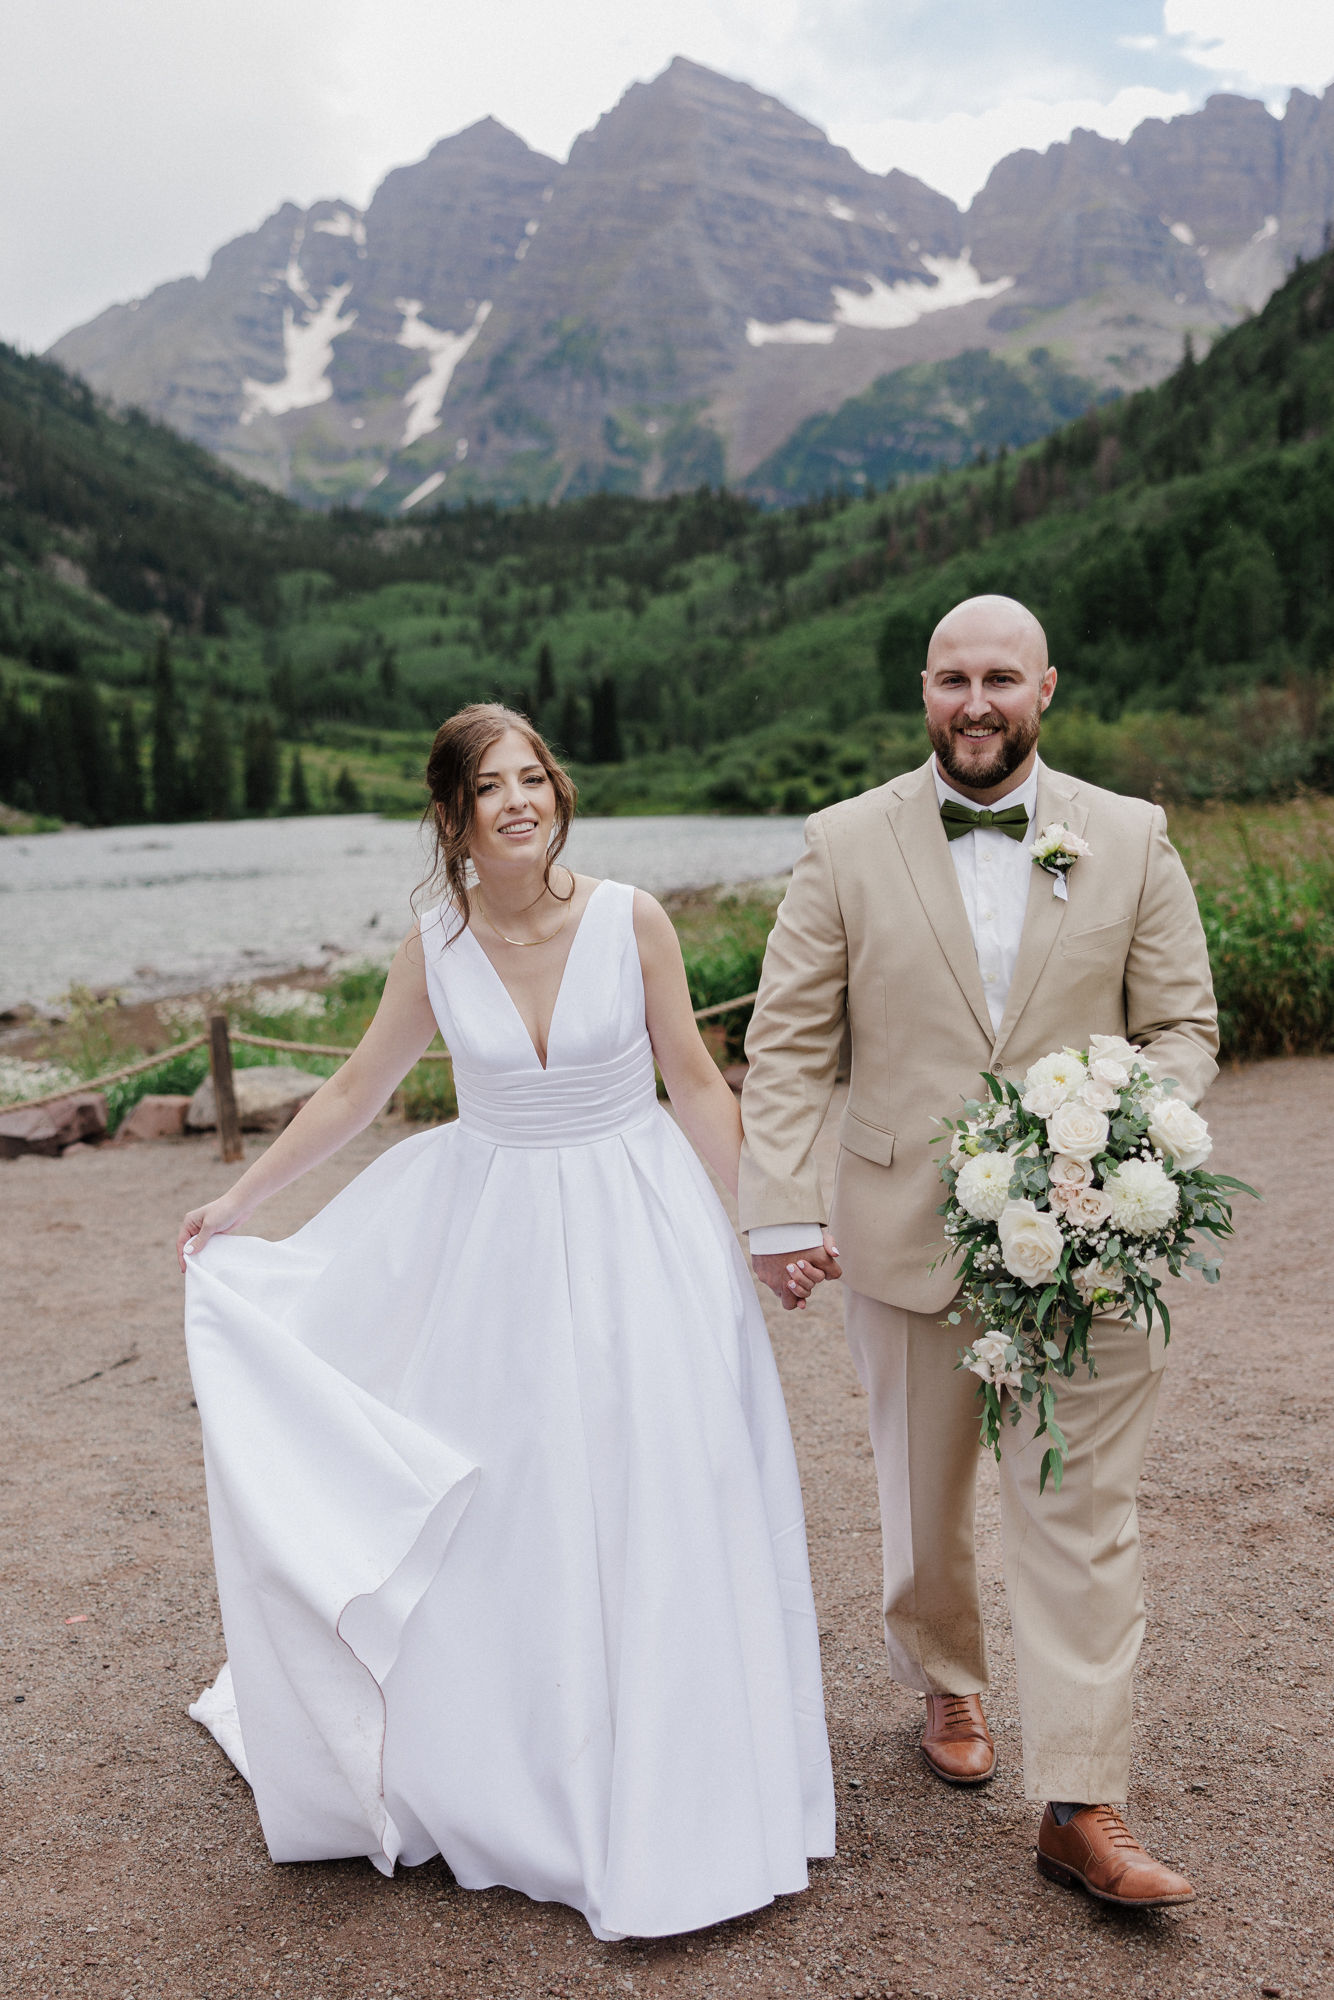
[922,597,1057,801]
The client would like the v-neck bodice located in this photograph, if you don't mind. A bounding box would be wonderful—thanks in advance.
[421,879,658,1147]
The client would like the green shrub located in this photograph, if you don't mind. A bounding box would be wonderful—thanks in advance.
[1172,798,1334,1059]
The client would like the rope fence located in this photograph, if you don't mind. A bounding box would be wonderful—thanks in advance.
[5,991,761,1142]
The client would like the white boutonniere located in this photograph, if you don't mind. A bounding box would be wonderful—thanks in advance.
[1030,821,1090,901]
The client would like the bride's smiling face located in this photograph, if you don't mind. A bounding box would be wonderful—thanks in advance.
[466,727,557,868]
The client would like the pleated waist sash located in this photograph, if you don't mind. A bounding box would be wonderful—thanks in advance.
[452,1035,660,1148]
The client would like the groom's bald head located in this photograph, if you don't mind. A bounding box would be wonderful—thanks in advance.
[922,594,1056,800]
[926,595,1049,679]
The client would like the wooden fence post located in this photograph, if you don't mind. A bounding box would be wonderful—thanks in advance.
[208,1012,244,1165]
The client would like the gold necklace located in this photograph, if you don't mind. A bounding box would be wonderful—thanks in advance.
[475,877,573,947]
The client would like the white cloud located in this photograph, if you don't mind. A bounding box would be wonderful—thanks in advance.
[833,86,1195,207]
[1164,1,1334,95]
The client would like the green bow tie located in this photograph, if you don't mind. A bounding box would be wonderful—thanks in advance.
[940,800,1030,842]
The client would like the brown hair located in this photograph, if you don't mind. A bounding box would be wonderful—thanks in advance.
[418,703,577,935]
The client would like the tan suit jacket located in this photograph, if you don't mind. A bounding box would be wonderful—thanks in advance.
[739,758,1219,1312]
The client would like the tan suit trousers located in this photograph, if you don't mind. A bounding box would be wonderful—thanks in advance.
[843,1289,1165,1805]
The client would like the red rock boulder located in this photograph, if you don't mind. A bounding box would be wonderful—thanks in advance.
[0,1092,109,1159]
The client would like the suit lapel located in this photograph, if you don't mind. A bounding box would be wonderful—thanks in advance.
[884,761,994,1042]
[991,768,1089,1058]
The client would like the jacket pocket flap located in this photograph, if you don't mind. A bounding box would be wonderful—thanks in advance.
[839,1110,895,1167]
[1059,914,1134,957]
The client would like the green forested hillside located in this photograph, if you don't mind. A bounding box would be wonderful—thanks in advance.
[743,347,1106,501]
[3,245,1334,826]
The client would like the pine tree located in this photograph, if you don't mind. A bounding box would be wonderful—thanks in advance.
[589,676,622,763]
[113,701,146,822]
[67,676,116,824]
[269,653,299,731]
[0,676,37,810]
[332,763,365,812]
[557,692,585,760]
[535,640,557,709]
[286,748,311,814]
[35,687,84,821]
[192,692,234,819]
[150,637,183,821]
[241,712,280,815]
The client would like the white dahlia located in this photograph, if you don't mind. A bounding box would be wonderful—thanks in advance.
[954,1150,1020,1222]
[1104,1157,1180,1236]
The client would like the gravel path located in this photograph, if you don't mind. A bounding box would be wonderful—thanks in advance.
[2,1059,1331,2000]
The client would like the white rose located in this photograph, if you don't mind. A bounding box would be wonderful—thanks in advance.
[1072,1260,1127,1304]
[1087,1033,1139,1068]
[1045,1100,1111,1162]
[1063,1185,1114,1230]
[954,1149,1020,1222]
[1032,822,1092,864]
[1145,1095,1213,1173]
[1049,1153,1095,1191]
[998,1200,1066,1285]
[1104,1156,1180,1236]
[1021,1051,1084,1115]
[1080,1073,1121,1111]
[967,1332,1024,1391]
[1088,1054,1131,1089]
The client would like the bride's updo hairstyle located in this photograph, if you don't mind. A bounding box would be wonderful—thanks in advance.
[420,702,577,933]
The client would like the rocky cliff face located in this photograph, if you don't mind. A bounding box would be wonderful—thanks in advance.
[49,60,1334,508]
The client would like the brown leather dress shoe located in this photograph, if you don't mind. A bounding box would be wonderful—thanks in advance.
[920,1693,995,1784]
[1036,1804,1195,1907]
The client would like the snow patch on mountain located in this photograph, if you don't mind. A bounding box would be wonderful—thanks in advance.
[313,208,367,247]
[241,282,356,422]
[400,470,447,512]
[824,196,856,221]
[747,254,1012,348]
[745,316,838,347]
[397,299,493,447]
[832,254,1013,330]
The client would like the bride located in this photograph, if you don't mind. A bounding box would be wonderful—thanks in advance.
[177,703,837,1942]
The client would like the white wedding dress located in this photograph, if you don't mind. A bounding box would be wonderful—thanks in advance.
[184,879,835,1941]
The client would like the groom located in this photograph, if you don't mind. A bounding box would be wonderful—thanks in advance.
[740,595,1218,1906]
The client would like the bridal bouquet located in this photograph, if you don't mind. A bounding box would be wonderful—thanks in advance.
[935,1036,1254,1493]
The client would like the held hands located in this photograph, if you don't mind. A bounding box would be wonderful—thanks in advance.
[751,1231,842,1312]
[176,1193,251,1273]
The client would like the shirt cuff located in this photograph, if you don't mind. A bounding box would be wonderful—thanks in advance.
[748,1223,825,1256]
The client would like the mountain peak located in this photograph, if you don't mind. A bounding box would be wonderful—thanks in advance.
[420,115,556,170]
[45,65,1334,509]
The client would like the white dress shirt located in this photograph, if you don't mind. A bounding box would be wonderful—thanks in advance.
[748,759,1041,1257]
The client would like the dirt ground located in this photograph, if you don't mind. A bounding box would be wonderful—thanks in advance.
[2,1058,1331,2000]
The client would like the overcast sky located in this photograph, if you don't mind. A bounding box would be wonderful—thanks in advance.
[4,0,1334,354]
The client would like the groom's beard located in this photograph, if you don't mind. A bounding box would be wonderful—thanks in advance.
[928,700,1043,791]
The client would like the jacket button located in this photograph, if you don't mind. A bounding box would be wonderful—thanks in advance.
[993,1061,1006,1073]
